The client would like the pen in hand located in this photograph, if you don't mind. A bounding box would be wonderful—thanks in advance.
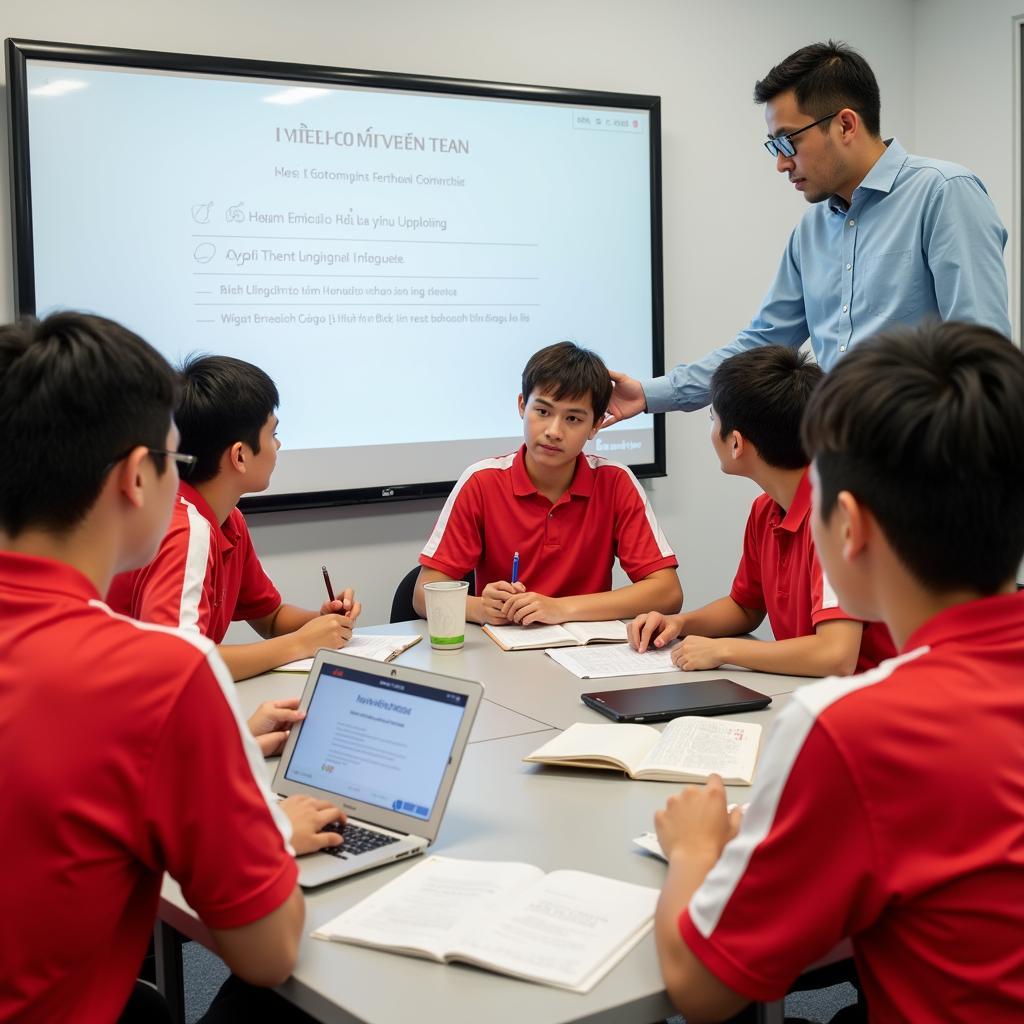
[322,565,336,603]
[511,550,520,585]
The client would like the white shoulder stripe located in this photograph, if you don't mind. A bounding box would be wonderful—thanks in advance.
[422,453,517,560]
[585,455,674,559]
[177,498,212,632]
[88,601,294,850]
[820,567,840,611]
[688,645,929,938]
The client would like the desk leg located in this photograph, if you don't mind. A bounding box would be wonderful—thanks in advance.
[154,921,186,1024]
[755,999,785,1023]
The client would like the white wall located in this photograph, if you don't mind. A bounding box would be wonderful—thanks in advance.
[1,0,918,624]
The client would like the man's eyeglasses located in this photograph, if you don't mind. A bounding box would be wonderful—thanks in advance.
[764,112,837,158]
[104,446,198,478]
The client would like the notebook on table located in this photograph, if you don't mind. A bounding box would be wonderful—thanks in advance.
[272,650,483,887]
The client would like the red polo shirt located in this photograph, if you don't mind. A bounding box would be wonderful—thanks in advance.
[729,470,895,672]
[0,552,297,1023]
[107,481,281,642]
[420,446,678,596]
[679,591,1024,1021]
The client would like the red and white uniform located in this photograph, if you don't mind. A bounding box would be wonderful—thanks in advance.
[420,446,678,595]
[680,592,1024,1022]
[729,470,895,671]
[0,552,297,1023]
[107,481,281,642]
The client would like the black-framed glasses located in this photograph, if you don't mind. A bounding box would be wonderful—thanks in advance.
[764,112,837,158]
[103,446,197,478]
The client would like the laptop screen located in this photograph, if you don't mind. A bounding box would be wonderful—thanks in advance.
[284,662,469,823]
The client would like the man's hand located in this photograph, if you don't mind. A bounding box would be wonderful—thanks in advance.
[628,611,685,653]
[293,610,359,655]
[672,635,729,671]
[500,591,567,625]
[655,775,743,864]
[320,588,358,618]
[603,370,648,427]
[248,697,304,756]
[478,580,525,624]
[280,795,346,856]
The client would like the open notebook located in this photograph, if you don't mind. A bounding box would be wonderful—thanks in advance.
[483,620,627,651]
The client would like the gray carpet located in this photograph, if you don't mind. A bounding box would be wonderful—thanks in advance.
[183,941,857,1023]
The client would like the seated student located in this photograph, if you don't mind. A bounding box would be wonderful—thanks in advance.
[629,345,894,676]
[0,313,345,1022]
[651,321,1024,1022]
[414,341,682,625]
[108,355,359,680]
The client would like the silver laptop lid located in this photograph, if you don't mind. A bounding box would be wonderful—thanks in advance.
[272,649,483,843]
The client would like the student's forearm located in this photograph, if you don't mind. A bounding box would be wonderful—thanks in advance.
[559,570,681,621]
[706,629,859,678]
[678,596,763,638]
[218,635,312,681]
[267,604,318,637]
[656,854,748,1021]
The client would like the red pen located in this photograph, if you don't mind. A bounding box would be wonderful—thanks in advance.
[321,565,336,603]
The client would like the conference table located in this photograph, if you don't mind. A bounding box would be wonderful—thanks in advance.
[157,621,816,1024]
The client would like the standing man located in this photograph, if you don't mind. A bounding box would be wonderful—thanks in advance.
[606,40,1010,419]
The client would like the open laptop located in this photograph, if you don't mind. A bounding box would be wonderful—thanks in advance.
[272,649,483,887]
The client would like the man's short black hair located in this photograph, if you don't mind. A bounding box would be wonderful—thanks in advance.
[754,40,881,138]
[801,322,1024,595]
[177,355,279,484]
[521,341,612,424]
[710,346,823,469]
[0,312,178,538]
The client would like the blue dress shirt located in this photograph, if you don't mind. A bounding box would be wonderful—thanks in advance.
[643,140,1010,412]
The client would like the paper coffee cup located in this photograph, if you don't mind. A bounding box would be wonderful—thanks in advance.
[423,580,469,650]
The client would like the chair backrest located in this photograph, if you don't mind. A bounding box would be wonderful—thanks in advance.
[390,567,474,623]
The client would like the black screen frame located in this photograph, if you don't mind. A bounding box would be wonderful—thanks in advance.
[6,37,666,513]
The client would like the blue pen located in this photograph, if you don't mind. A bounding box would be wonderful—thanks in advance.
[511,550,520,584]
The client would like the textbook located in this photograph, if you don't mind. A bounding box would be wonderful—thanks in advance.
[482,619,628,651]
[523,718,762,785]
[312,854,657,993]
[274,634,421,672]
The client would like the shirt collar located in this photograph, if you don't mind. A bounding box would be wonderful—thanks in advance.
[903,590,1024,654]
[827,138,907,213]
[0,551,100,602]
[775,468,811,533]
[510,445,595,499]
[178,481,240,548]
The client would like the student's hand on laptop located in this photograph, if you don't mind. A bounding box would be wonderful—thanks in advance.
[248,697,305,756]
[479,580,525,624]
[671,635,727,672]
[294,610,359,655]
[602,370,647,427]
[655,774,742,864]
[320,588,359,619]
[628,611,684,653]
[501,591,566,625]
[280,795,347,855]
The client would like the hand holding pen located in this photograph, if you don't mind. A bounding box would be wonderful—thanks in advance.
[320,564,359,620]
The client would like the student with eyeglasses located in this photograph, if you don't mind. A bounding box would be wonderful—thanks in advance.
[604,40,1010,422]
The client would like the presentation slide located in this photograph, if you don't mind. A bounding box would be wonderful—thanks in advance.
[20,53,659,503]
[285,665,467,820]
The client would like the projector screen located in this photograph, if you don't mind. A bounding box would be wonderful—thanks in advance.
[7,39,665,511]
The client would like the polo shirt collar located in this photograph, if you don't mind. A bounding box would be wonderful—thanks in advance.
[510,445,595,499]
[178,481,240,549]
[0,551,100,601]
[903,590,1024,653]
[827,138,906,213]
[775,468,811,533]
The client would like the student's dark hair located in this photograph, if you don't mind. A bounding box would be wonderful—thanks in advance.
[0,312,178,538]
[753,40,881,138]
[710,346,823,469]
[801,322,1024,595]
[176,355,279,484]
[521,341,612,423]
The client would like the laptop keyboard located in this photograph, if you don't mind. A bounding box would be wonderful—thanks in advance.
[320,820,402,858]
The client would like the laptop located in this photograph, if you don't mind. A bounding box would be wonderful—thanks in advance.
[272,649,483,887]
